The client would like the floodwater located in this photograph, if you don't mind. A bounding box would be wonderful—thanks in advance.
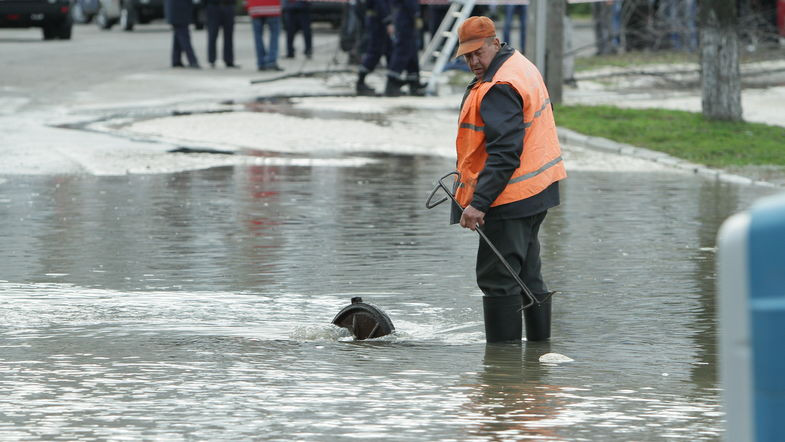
[0,151,778,440]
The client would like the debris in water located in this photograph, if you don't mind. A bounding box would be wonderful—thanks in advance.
[169,147,235,155]
[539,352,574,363]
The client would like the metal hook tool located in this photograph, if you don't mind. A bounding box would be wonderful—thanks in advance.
[426,171,553,310]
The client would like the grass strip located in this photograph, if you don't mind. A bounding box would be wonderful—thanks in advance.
[555,104,785,168]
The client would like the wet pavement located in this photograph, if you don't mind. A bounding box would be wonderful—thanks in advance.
[0,149,778,439]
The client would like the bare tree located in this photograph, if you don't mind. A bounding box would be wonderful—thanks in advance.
[700,0,743,121]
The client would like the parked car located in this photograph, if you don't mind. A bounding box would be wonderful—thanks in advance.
[309,0,342,29]
[71,0,203,31]
[0,0,73,39]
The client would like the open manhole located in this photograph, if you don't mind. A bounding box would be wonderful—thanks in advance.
[332,297,395,340]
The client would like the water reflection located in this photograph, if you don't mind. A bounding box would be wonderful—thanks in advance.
[464,342,564,439]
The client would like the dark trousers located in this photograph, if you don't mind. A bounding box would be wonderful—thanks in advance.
[360,15,391,72]
[172,24,198,67]
[206,4,235,65]
[388,16,419,80]
[283,7,312,57]
[476,211,548,298]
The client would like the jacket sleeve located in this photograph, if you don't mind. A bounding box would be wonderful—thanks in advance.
[471,83,525,213]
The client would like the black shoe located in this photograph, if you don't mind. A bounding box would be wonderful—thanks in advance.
[188,64,201,69]
[384,77,403,97]
[305,51,313,59]
[356,80,376,96]
[172,63,185,68]
[264,64,284,72]
[226,63,240,69]
[285,53,295,59]
[408,80,427,97]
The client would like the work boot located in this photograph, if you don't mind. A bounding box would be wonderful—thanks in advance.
[523,291,554,341]
[407,79,427,96]
[356,72,376,96]
[384,76,403,97]
[482,294,523,343]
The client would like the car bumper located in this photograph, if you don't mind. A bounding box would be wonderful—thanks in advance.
[0,1,70,27]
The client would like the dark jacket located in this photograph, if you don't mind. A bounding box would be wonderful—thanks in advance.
[165,0,194,25]
[451,43,560,224]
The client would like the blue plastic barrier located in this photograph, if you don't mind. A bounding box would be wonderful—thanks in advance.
[718,192,785,442]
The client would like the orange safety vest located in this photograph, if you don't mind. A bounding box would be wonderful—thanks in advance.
[455,51,566,209]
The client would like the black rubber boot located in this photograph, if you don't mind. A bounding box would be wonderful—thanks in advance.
[356,72,376,96]
[384,76,403,97]
[524,291,554,341]
[482,294,523,343]
[407,79,426,96]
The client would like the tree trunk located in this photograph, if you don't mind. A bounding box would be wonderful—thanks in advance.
[700,0,743,121]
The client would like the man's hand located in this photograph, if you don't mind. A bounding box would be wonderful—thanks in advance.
[460,205,485,231]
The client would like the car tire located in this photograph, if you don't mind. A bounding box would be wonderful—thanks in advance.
[96,4,115,29]
[120,1,136,31]
[55,15,73,39]
[42,26,56,40]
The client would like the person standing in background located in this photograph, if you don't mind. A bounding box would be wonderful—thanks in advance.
[384,0,424,96]
[166,0,200,68]
[502,3,527,53]
[206,0,238,68]
[592,0,621,55]
[248,0,283,70]
[356,0,393,95]
[283,0,313,59]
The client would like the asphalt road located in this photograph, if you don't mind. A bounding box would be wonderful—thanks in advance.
[2,16,598,111]
[1,18,347,111]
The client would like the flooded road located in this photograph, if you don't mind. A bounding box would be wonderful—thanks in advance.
[0,153,777,439]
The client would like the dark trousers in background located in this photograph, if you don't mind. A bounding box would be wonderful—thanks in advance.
[503,4,527,52]
[172,24,198,67]
[206,4,236,66]
[387,17,419,81]
[360,14,391,73]
[476,211,549,298]
[284,7,312,57]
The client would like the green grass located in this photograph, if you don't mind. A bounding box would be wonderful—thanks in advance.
[555,105,785,168]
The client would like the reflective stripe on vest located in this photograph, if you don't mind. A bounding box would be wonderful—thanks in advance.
[457,155,564,189]
[455,50,566,208]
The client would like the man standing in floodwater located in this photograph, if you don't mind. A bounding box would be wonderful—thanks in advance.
[452,16,566,343]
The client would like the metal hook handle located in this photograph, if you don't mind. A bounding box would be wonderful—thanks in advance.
[425,171,459,209]
[425,171,541,309]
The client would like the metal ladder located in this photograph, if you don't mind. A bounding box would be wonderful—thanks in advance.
[419,0,476,96]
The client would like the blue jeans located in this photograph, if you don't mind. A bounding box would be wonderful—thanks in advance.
[503,4,527,52]
[252,16,281,68]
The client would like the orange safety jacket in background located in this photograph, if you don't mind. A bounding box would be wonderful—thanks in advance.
[455,50,567,209]
[246,0,281,17]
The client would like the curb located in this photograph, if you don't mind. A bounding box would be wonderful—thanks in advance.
[556,126,779,188]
